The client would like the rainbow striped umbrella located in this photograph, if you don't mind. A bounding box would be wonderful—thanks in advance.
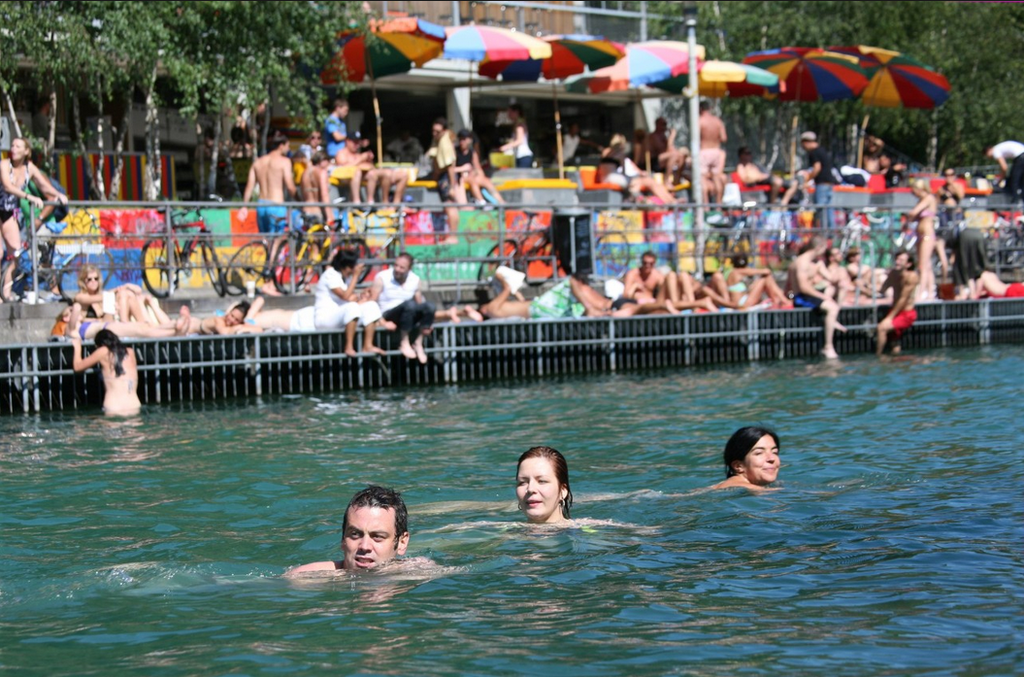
[443,25,552,62]
[651,60,783,98]
[322,17,446,164]
[743,47,869,102]
[324,17,446,84]
[828,45,951,109]
[478,34,624,81]
[566,40,705,93]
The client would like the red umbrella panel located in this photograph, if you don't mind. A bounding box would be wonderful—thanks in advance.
[827,45,951,109]
[742,47,869,102]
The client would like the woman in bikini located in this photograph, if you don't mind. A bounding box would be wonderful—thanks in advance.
[909,178,949,301]
[724,254,790,309]
[1,137,68,300]
[71,328,142,416]
[58,302,189,342]
[73,264,155,324]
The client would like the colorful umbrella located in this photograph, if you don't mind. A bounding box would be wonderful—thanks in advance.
[477,34,624,81]
[477,35,625,178]
[567,40,706,93]
[443,25,553,62]
[651,60,783,99]
[742,47,869,102]
[828,45,951,166]
[323,17,447,162]
[828,45,950,109]
[743,47,869,175]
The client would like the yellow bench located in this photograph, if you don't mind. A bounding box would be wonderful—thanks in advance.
[492,178,578,190]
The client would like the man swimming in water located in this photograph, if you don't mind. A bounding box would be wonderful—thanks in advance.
[285,485,412,575]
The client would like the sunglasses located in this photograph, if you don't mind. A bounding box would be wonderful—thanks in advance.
[85,276,100,282]
[944,172,956,177]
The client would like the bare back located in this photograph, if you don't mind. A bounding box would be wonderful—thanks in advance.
[699,114,727,150]
[252,153,294,204]
[101,348,142,416]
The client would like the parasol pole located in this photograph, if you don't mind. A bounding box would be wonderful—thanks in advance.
[554,83,564,180]
[639,89,652,174]
[857,112,870,168]
[367,55,384,165]
[789,109,799,179]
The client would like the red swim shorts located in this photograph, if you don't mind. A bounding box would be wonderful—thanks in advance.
[892,309,917,338]
[1005,282,1024,298]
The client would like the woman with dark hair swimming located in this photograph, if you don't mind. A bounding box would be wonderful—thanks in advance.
[712,426,781,490]
[516,446,573,524]
[71,328,142,416]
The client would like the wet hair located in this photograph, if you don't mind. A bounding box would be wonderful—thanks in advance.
[723,426,780,478]
[330,248,359,272]
[94,329,129,377]
[516,446,573,518]
[311,150,329,165]
[343,485,408,541]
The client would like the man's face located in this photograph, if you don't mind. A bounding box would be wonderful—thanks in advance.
[640,255,656,274]
[655,118,667,132]
[341,505,409,571]
[432,123,443,139]
[893,253,909,271]
[336,104,349,118]
[345,138,359,153]
[308,132,321,147]
[740,151,753,164]
[392,256,411,283]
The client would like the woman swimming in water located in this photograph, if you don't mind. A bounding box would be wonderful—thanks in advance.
[71,328,142,416]
[516,446,573,524]
[711,426,781,491]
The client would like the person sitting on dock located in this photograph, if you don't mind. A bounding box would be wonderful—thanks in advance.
[621,251,721,312]
[367,253,435,364]
[787,235,846,359]
[315,249,385,357]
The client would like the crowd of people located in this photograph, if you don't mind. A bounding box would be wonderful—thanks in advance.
[284,428,781,576]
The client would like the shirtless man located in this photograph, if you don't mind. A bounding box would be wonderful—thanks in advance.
[621,251,716,311]
[735,146,789,204]
[646,117,688,183]
[876,251,919,356]
[787,235,846,359]
[238,131,298,295]
[284,485,426,576]
[300,150,335,228]
[699,101,727,204]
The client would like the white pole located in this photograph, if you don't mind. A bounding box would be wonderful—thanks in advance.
[687,11,704,279]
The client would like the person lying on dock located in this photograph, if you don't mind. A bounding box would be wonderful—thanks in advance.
[172,301,262,336]
[480,271,676,321]
[59,303,189,342]
[622,251,725,312]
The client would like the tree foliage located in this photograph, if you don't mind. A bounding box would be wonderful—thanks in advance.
[650,1,1024,168]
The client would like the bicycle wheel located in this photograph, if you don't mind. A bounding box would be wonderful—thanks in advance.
[57,250,117,302]
[141,238,176,298]
[197,240,228,297]
[594,232,631,279]
[226,241,270,295]
[478,239,519,282]
[271,239,297,294]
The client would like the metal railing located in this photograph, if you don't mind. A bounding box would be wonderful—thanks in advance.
[3,297,1024,414]
[5,198,1022,306]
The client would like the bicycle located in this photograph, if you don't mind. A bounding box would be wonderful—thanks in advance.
[705,201,758,271]
[3,209,118,302]
[838,208,898,270]
[990,210,1024,271]
[141,207,227,298]
[476,210,558,283]
[593,230,633,279]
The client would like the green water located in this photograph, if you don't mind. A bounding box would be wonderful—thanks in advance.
[2,347,1022,676]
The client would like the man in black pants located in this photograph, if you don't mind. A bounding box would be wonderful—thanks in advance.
[986,141,1024,206]
[367,253,435,364]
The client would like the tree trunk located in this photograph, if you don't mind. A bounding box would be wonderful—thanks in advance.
[72,93,105,200]
[94,79,108,201]
[109,100,131,201]
[143,65,161,201]
[2,88,21,137]
[207,115,222,198]
[259,89,270,157]
[927,112,938,172]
